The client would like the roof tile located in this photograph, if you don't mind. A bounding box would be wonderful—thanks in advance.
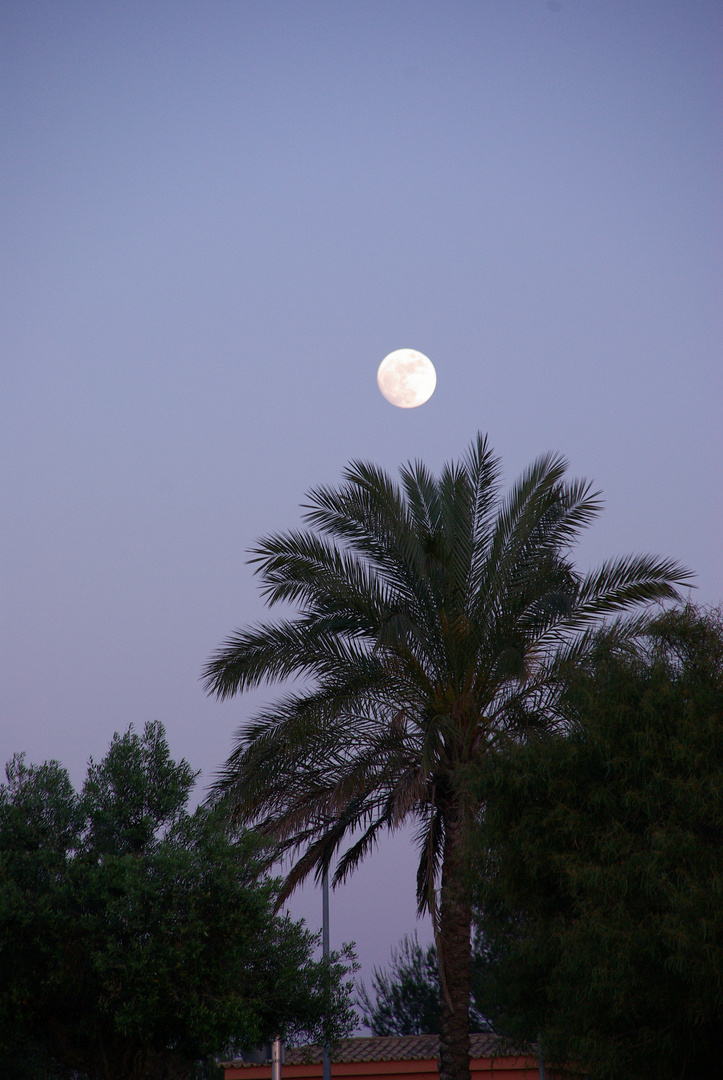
[225,1034,505,1069]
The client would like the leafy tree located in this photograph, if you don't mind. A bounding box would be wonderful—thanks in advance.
[0,1042,73,1080]
[202,433,691,1080]
[358,933,441,1036]
[358,932,489,1036]
[472,605,723,1080]
[0,723,355,1080]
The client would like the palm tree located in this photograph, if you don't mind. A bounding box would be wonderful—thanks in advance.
[203,434,692,1080]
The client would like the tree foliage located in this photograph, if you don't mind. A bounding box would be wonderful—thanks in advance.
[358,932,489,1036]
[472,605,723,1080]
[202,434,690,1080]
[358,933,441,1036]
[0,722,355,1080]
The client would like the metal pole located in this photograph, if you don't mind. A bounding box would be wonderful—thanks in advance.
[537,1035,546,1080]
[272,1038,282,1080]
[322,866,331,1080]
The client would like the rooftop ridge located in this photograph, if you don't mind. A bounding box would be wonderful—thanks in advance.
[224,1033,508,1068]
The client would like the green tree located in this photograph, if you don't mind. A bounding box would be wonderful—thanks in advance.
[358,933,441,1036]
[472,605,723,1080]
[0,723,355,1080]
[358,932,489,1036]
[203,434,691,1080]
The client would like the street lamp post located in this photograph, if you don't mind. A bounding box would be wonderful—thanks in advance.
[322,866,331,1080]
[272,1039,282,1080]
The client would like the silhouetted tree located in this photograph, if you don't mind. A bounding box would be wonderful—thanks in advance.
[358,932,489,1036]
[204,434,691,1080]
[0,723,355,1080]
[473,606,723,1080]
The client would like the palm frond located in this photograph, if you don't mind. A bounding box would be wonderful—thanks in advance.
[464,432,503,541]
[414,803,444,915]
[571,553,694,618]
[205,432,691,921]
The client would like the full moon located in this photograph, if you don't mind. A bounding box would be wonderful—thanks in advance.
[377,349,437,408]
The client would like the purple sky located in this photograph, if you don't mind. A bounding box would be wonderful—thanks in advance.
[1,1,721,1000]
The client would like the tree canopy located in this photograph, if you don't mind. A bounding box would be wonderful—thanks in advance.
[358,933,442,1036]
[472,605,723,1080]
[203,434,691,1080]
[0,722,355,1080]
[357,932,489,1037]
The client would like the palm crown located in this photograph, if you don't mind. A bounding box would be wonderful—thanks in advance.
[204,434,691,1080]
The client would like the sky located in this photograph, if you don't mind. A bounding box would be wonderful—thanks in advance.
[1,0,721,1006]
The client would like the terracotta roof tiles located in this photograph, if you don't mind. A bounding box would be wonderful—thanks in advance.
[225,1033,504,1069]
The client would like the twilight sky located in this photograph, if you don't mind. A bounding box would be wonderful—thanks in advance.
[1,0,721,997]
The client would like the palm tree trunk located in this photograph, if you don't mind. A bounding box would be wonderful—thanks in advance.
[437,809,472,1080]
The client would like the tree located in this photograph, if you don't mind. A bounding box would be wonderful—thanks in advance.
[358,933,441,1036]
[202,433,691,1080]
[472,605,723,1080]
[358,932,489,1036]
[0,723,355,1080]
